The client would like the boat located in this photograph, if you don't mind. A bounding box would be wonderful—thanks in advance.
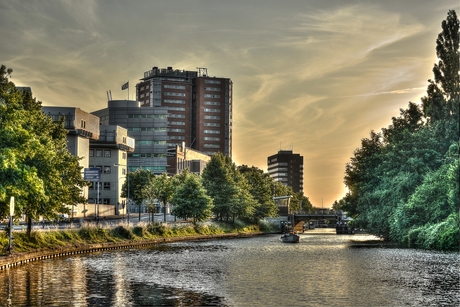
[281,231,300,243]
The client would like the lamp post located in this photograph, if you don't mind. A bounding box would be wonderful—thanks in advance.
[114,163,130,225]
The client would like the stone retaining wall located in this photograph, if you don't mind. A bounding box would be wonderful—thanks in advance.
[0,232,263,271]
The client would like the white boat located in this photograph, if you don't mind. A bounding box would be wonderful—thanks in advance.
[281,232,300,243]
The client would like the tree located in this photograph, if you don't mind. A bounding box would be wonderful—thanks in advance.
[121,168,152,221]
[172,172,213,224]
[422,10,459,122]
[0,65,88,236]
[153,173,175,222]
[202,153,239,221]
[238,165,279,221]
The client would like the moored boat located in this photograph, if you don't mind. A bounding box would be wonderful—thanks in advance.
[281,231,300,243]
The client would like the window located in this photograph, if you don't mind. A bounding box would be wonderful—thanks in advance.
[168,113,185,118]
[204,137,220,141]
[204,108,220,113]
[168,107,185,111]
[168,128,185,133]
[168,121,185,126]
[204,101,220,106]
[204,87,220,91]
[204,122,220,127]
[164,92,186,97]
[96,149,103,157]
[204,115,220,120]
[164,85,186,89]
[104,166,111,174]
[204,79,221,84]
[164,99,185,104]
[80,120,86,128]
[104,182,110,190]
[104,150,111,158]
[89,149,94,157]
[204,94,220,98]
[170,136,185,140]
[204,129,220,134]
[103,198,110,204]
[204,144,220,148]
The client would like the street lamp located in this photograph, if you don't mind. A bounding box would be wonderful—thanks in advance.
[114,163,130,225]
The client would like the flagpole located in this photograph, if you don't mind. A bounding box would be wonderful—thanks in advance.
[127,80,129,100]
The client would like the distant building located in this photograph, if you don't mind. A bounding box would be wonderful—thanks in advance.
[92,100,170,174]
[88,125,135,215]
[267,150,304,194]
[42,106,100,217]
[167,142,211,175]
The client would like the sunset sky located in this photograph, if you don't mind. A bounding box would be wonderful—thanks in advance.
[1,0,458,207]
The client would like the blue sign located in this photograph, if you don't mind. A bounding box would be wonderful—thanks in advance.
[84,168,101,181]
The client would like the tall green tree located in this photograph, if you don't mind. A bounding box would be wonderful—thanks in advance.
[0,65,87,235]
[172,171,213,224]
[238,165,279,221]
[202,153,238,221]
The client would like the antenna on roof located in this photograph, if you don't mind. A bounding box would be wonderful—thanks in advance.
[106,90,112,101]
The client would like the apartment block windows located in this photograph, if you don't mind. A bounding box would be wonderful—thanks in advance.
[104,182,110,190]
[104,150,111,158]
[96,149,103,157]
[103,166,111,174]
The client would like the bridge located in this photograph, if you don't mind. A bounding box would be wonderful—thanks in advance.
[274,196,352,233]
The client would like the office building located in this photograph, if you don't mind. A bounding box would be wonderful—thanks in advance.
[136,66,232,157]
[88,125,135,215]
[267,150,304,194]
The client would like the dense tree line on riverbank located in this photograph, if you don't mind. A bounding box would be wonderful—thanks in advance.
[122,153,313,225]
[342,10,459,250]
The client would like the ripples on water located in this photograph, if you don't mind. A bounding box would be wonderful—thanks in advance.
[0,233,459,306]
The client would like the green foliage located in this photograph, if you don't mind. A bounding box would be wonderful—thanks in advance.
[0,65,87,236]
[342,11,459,249]
[172,171,213,224]
[112,225,134,240]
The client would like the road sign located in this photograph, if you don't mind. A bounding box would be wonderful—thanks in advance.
[84,168,101,181]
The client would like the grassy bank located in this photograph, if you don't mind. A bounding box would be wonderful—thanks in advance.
[1,219,277,255]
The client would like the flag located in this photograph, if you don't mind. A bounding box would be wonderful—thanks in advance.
[121,81,129,90]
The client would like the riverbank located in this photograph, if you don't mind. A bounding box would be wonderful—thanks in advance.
[0,231,265,271]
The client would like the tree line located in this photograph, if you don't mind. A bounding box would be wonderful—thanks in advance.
[341,10,459,250]
[121,152,313,225]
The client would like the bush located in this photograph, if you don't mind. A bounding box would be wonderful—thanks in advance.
[112,225,134,240]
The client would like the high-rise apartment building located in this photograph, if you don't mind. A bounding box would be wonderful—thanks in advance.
[267,150,304,194]
[136,66,232,157]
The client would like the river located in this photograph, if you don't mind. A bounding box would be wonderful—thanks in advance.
[1,230,459,306]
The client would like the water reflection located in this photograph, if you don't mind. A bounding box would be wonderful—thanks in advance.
[0,234,459,306]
